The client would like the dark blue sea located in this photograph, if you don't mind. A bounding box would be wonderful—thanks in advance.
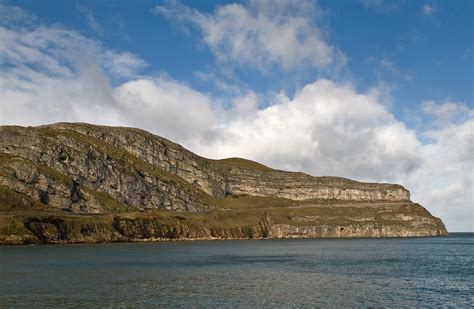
[1,234,473,307]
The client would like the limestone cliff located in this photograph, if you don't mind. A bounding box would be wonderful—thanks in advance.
[0,123,447,244]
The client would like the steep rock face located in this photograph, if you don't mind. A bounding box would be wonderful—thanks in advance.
[269,222,446,238]
[0,122,448,244]
[223,169,410,201]
[0,125,207,212]
[42,123,229,199]
[1,123,410,210]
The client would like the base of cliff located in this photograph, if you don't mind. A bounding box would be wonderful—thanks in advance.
[0,201,448,245]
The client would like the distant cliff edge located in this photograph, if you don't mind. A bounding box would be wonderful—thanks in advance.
[0,123,447,244]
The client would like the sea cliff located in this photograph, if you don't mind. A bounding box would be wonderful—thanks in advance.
[0,123,447,244]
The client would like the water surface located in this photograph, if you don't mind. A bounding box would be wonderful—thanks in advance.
[1,234,473,307]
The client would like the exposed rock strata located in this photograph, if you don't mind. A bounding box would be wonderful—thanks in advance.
[0,123,447,244]
[0,209,447,245]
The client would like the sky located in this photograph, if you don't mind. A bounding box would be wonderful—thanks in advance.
[0,0,472,231]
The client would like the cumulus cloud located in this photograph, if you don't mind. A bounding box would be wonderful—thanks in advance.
[114,77,215,142]
[154,0,343,72]
[102,50,147,80]
[191,79,422,182]
[400,114,473,232]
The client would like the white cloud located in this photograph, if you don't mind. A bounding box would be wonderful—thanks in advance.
[0,25,121,126]
[360,0,401,13]
[422,3,436,15]
[77,4,103,35]
[102,50,147,80]
[0,3,35,26]
[154,0,343,72]
[226,91,260,119]
[0,18,216,145]
[368,56,413,81]
[400,118,473,232]
[114,77,216,142]
[420,100,472,127]
[0,19,149,126]
[193,79,422,182]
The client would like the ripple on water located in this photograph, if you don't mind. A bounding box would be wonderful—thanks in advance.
[0,235,473,307]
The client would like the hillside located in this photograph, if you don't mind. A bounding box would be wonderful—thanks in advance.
[0,123,447,244]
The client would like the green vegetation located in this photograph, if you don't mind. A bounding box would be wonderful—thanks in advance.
[210,157,274,172]
[58,151,69,162]
[0,202,430,243]
[0,153,15,165]
[81,187,130,213]
[0,185,58,213]
[39,127,206,199]
[203,194,298,209]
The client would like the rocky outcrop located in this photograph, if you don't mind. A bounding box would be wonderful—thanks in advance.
[269,222,446,238]
[0,122,447,244]
[0,125,207,212]
[224,170,410,201]
[0,207,447,245]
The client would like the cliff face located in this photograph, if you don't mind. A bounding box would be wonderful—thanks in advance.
[0,123,447,244]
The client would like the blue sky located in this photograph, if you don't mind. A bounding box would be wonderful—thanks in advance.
[7,0,473,121]
[0,0,472,231]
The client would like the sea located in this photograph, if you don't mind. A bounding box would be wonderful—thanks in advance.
[1,234,473,308]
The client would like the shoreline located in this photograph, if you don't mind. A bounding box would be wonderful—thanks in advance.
[1,233,451,246]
